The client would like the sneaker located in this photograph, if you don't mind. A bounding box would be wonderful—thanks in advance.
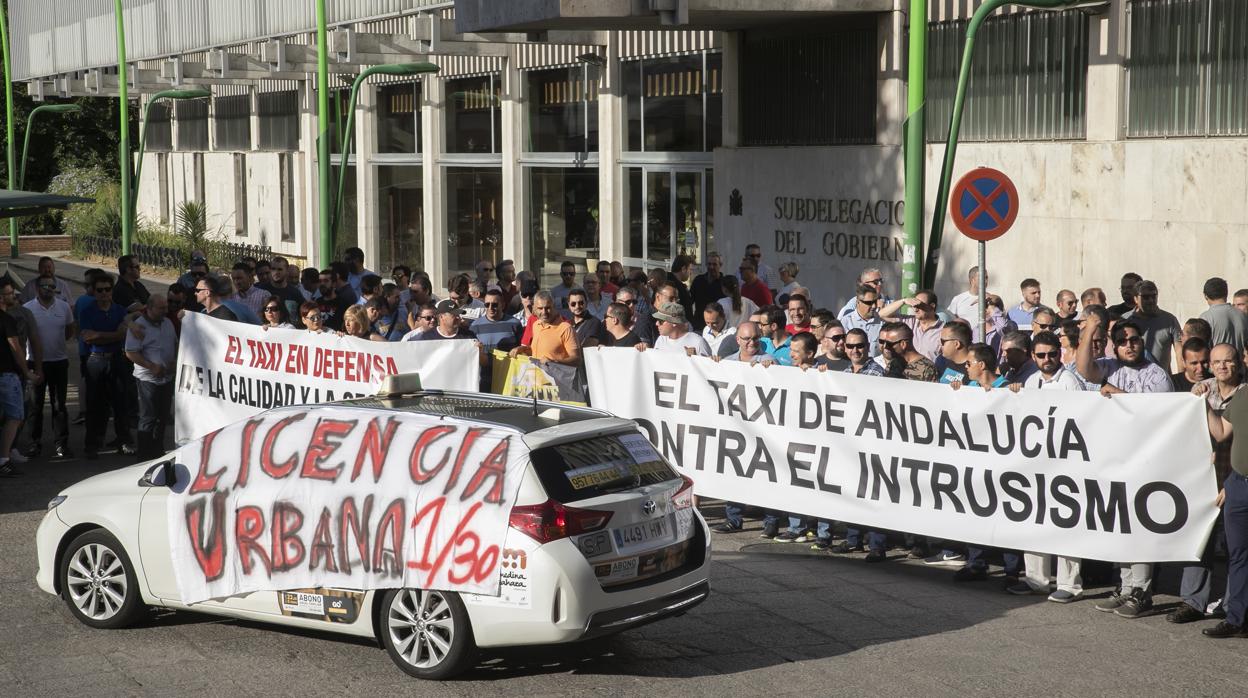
[810,539,832,551]
[1167,604,1206,624]
[1095,592,1127,613]
[830,541,864,554]
[1047,590,1078,603]
[923,552,966,567]
[117,443,137,456]
[795,530,817,543]
[0,461,16,478]
[711,522,742,534]
[1201,621,1248,639]
[759,523,779,539]
[8,449,28,464]
[953,566,988,582]
[52,445,73,460]
[774,531,801,543]
[864,550,886,563]
[907,546,928,560]
[1115,591,1153,618]
[1007,581,1044,595]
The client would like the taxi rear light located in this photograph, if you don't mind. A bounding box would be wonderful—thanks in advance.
[509,499,614,543]
[672,476,694,510]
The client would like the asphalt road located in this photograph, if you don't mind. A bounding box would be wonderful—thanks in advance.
[4,456,1248,697]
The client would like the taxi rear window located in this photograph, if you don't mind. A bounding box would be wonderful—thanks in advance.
[529,432,679,503]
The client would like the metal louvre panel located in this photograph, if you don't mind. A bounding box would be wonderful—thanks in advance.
[617,29,719,59]
[8,0,454,80]
[1126,0,1248,138]
[926,9,1087,142]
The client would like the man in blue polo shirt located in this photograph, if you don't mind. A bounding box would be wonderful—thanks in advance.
[79,276,133,459]
[470,288,523,391]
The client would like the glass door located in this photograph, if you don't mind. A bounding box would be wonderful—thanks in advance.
[627,166,712,270]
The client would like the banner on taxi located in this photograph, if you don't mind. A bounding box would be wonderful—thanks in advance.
[168,406,528,603]
[585,348,1219,563]
[490,350,587,405]
[174,313,480,442]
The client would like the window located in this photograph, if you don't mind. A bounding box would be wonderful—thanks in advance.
[233,154,248,236]
[1127,0,1248,137]
[446,76,501,153]
[378,166,424,274]
[378,82,422,154]
[623,52,722,152]
[528,168,599,285]
[927,10,1088,142]
[145,101,172,152]
[446,168,502,273]
[740,19,876,146]
[527,66,599,152]
[175,100,209,151]
[279,153,296,242]
[214,93,252,151]
[258,90,300,150]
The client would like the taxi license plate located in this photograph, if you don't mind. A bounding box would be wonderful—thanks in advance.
[612,517,670,553]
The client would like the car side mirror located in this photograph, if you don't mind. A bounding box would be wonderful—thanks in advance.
[139,460,177,488]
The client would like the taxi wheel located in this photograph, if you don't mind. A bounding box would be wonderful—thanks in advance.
[380,588,475,680]
[58,529,147,629]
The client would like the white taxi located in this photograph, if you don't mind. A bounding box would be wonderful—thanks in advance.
[34,382,711,679]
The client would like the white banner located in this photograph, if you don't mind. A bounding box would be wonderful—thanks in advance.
[168,406,528,603]
[174,313,480,442]
[586,348,1219,563]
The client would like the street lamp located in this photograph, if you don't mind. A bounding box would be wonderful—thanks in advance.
[132,89,211,210]
[922,0,1092,288]
[20,104,82,190]
[332,62,439,239]
[1,0,19,258]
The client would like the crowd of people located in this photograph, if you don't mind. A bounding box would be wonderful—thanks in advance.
[0,244,1244,640]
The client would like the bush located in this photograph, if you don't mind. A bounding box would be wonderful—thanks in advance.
[48,166,123,238]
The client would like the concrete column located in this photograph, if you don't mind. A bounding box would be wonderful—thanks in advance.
[1085,0,1126,141]
[355,83,381,267]
[299,81,322,264]
[721,31,740,148]
[249,88,261,153]
[599,33,627,262]
[501,48,529,271]
[876,9,904,146]
[422,76,446,292]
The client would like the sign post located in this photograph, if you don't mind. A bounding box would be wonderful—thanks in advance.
[950,167,1019,341]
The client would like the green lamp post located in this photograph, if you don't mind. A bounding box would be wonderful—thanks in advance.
[19,104,81,190]
[131,89,211,210]
[333,62,439,238]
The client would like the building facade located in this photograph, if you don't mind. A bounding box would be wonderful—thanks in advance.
[9,0,1248,319]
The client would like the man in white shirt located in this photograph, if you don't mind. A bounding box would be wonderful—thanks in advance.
[640,302,710,357]
[701,302,737,357]
[124,295,178,460]
[1009,330,1086,602]
[947,265,988,323]
[19,257,74,304]
[22,276,76,459]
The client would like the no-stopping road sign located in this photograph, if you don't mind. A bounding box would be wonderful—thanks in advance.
[950,167,1019,242]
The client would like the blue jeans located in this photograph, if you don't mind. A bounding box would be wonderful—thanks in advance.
[724,502,744,528]
[846,527,886,553]
[966,546,1021,575]
[762,512,804,533]
[816,520,835,542]
[1224,472,1248,627]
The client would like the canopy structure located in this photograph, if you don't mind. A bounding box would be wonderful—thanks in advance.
[0,190,95,220]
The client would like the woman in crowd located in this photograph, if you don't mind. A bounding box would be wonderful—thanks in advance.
[261,299,294,329]
[777,262,801,304]
[301,301,328,334]
[343,305,381,340]
[717,275,759,329]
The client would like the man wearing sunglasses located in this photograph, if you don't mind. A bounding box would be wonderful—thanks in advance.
[1003,331,1086,602]
[1079,314,1172,618]
[79,276,133,460]
[112,254,150,311]
[471,289,523,391]
[23,274,74,459]
[550,261,579,318]
[815,322,850,371]
[880,289,944,362]
[402,302,438,341]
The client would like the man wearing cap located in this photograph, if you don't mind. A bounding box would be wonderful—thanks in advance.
[510,290,579,367]
[641,302,710,357]
[417,299,477,341]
